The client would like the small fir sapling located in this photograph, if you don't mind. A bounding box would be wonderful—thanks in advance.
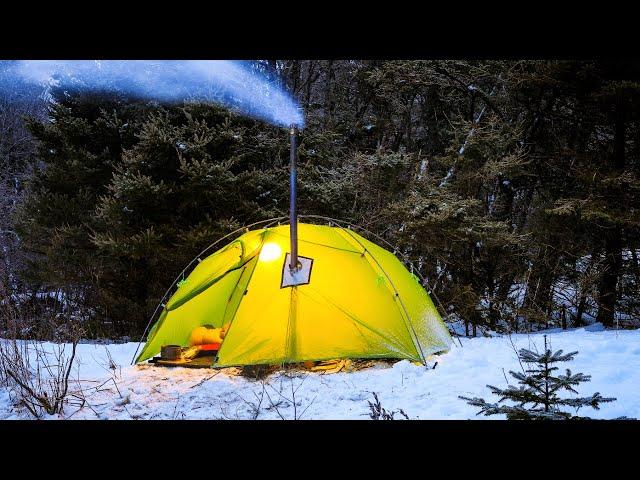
[460,335,616,420]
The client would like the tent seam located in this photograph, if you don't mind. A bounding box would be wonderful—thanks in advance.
[336,227,428,364]
[214,229,269,367]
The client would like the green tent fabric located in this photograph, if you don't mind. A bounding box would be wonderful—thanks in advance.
[136,223,453,367]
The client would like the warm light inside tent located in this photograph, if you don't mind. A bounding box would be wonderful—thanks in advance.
[259,243,282,262]
[135,223,453,366]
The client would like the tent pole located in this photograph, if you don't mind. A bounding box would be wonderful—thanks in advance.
[289,125,300,271]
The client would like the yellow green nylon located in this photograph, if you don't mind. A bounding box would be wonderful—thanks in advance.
[136,223,452,365]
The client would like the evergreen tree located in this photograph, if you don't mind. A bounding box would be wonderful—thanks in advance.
[460,335,616,419]
[12,60,640,338]
[91,103,292,333]
[13,88,148,335]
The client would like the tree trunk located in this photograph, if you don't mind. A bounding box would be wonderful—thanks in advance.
[614,102,626,170]
[304,61,318,109]
[524,248,554,325]
[575,293,586,327]
[323,61,334,127]
[596,102,625,327]
[424,85,441,156]
[596,227,622,327]
[287,60,301,95]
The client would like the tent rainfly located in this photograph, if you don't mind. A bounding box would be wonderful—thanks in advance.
[135,222,453,367]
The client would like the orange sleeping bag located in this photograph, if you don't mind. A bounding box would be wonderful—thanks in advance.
[189,325,227,347]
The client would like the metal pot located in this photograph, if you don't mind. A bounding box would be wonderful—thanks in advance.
[161,345,183,360]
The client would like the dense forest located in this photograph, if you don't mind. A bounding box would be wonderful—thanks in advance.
[1,60,640,340]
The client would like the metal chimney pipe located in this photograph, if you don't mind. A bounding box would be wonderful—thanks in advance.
[289,125,299,271]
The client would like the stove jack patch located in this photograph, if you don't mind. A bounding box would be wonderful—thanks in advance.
[281,254,313,288]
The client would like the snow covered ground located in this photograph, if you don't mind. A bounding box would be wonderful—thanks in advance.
[1,325,639,420]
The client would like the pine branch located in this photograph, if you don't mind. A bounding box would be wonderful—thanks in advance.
[558,393,616,410]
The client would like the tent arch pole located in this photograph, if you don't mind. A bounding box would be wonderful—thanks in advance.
[336,227,428,364]
[298,214,457,343]
[130,216,287,364]
[213,229,270,367]
[300,215,437,287]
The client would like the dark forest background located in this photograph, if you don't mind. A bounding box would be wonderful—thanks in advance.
[1,60,640,340]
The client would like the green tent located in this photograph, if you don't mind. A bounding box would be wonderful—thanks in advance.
[136,222,452,367]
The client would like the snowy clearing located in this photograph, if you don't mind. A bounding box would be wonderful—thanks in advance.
[1,326,639,420]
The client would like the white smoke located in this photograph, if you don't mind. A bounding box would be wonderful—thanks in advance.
[8,60,304,128]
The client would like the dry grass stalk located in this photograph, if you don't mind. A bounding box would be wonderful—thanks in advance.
[0,280,82,418]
